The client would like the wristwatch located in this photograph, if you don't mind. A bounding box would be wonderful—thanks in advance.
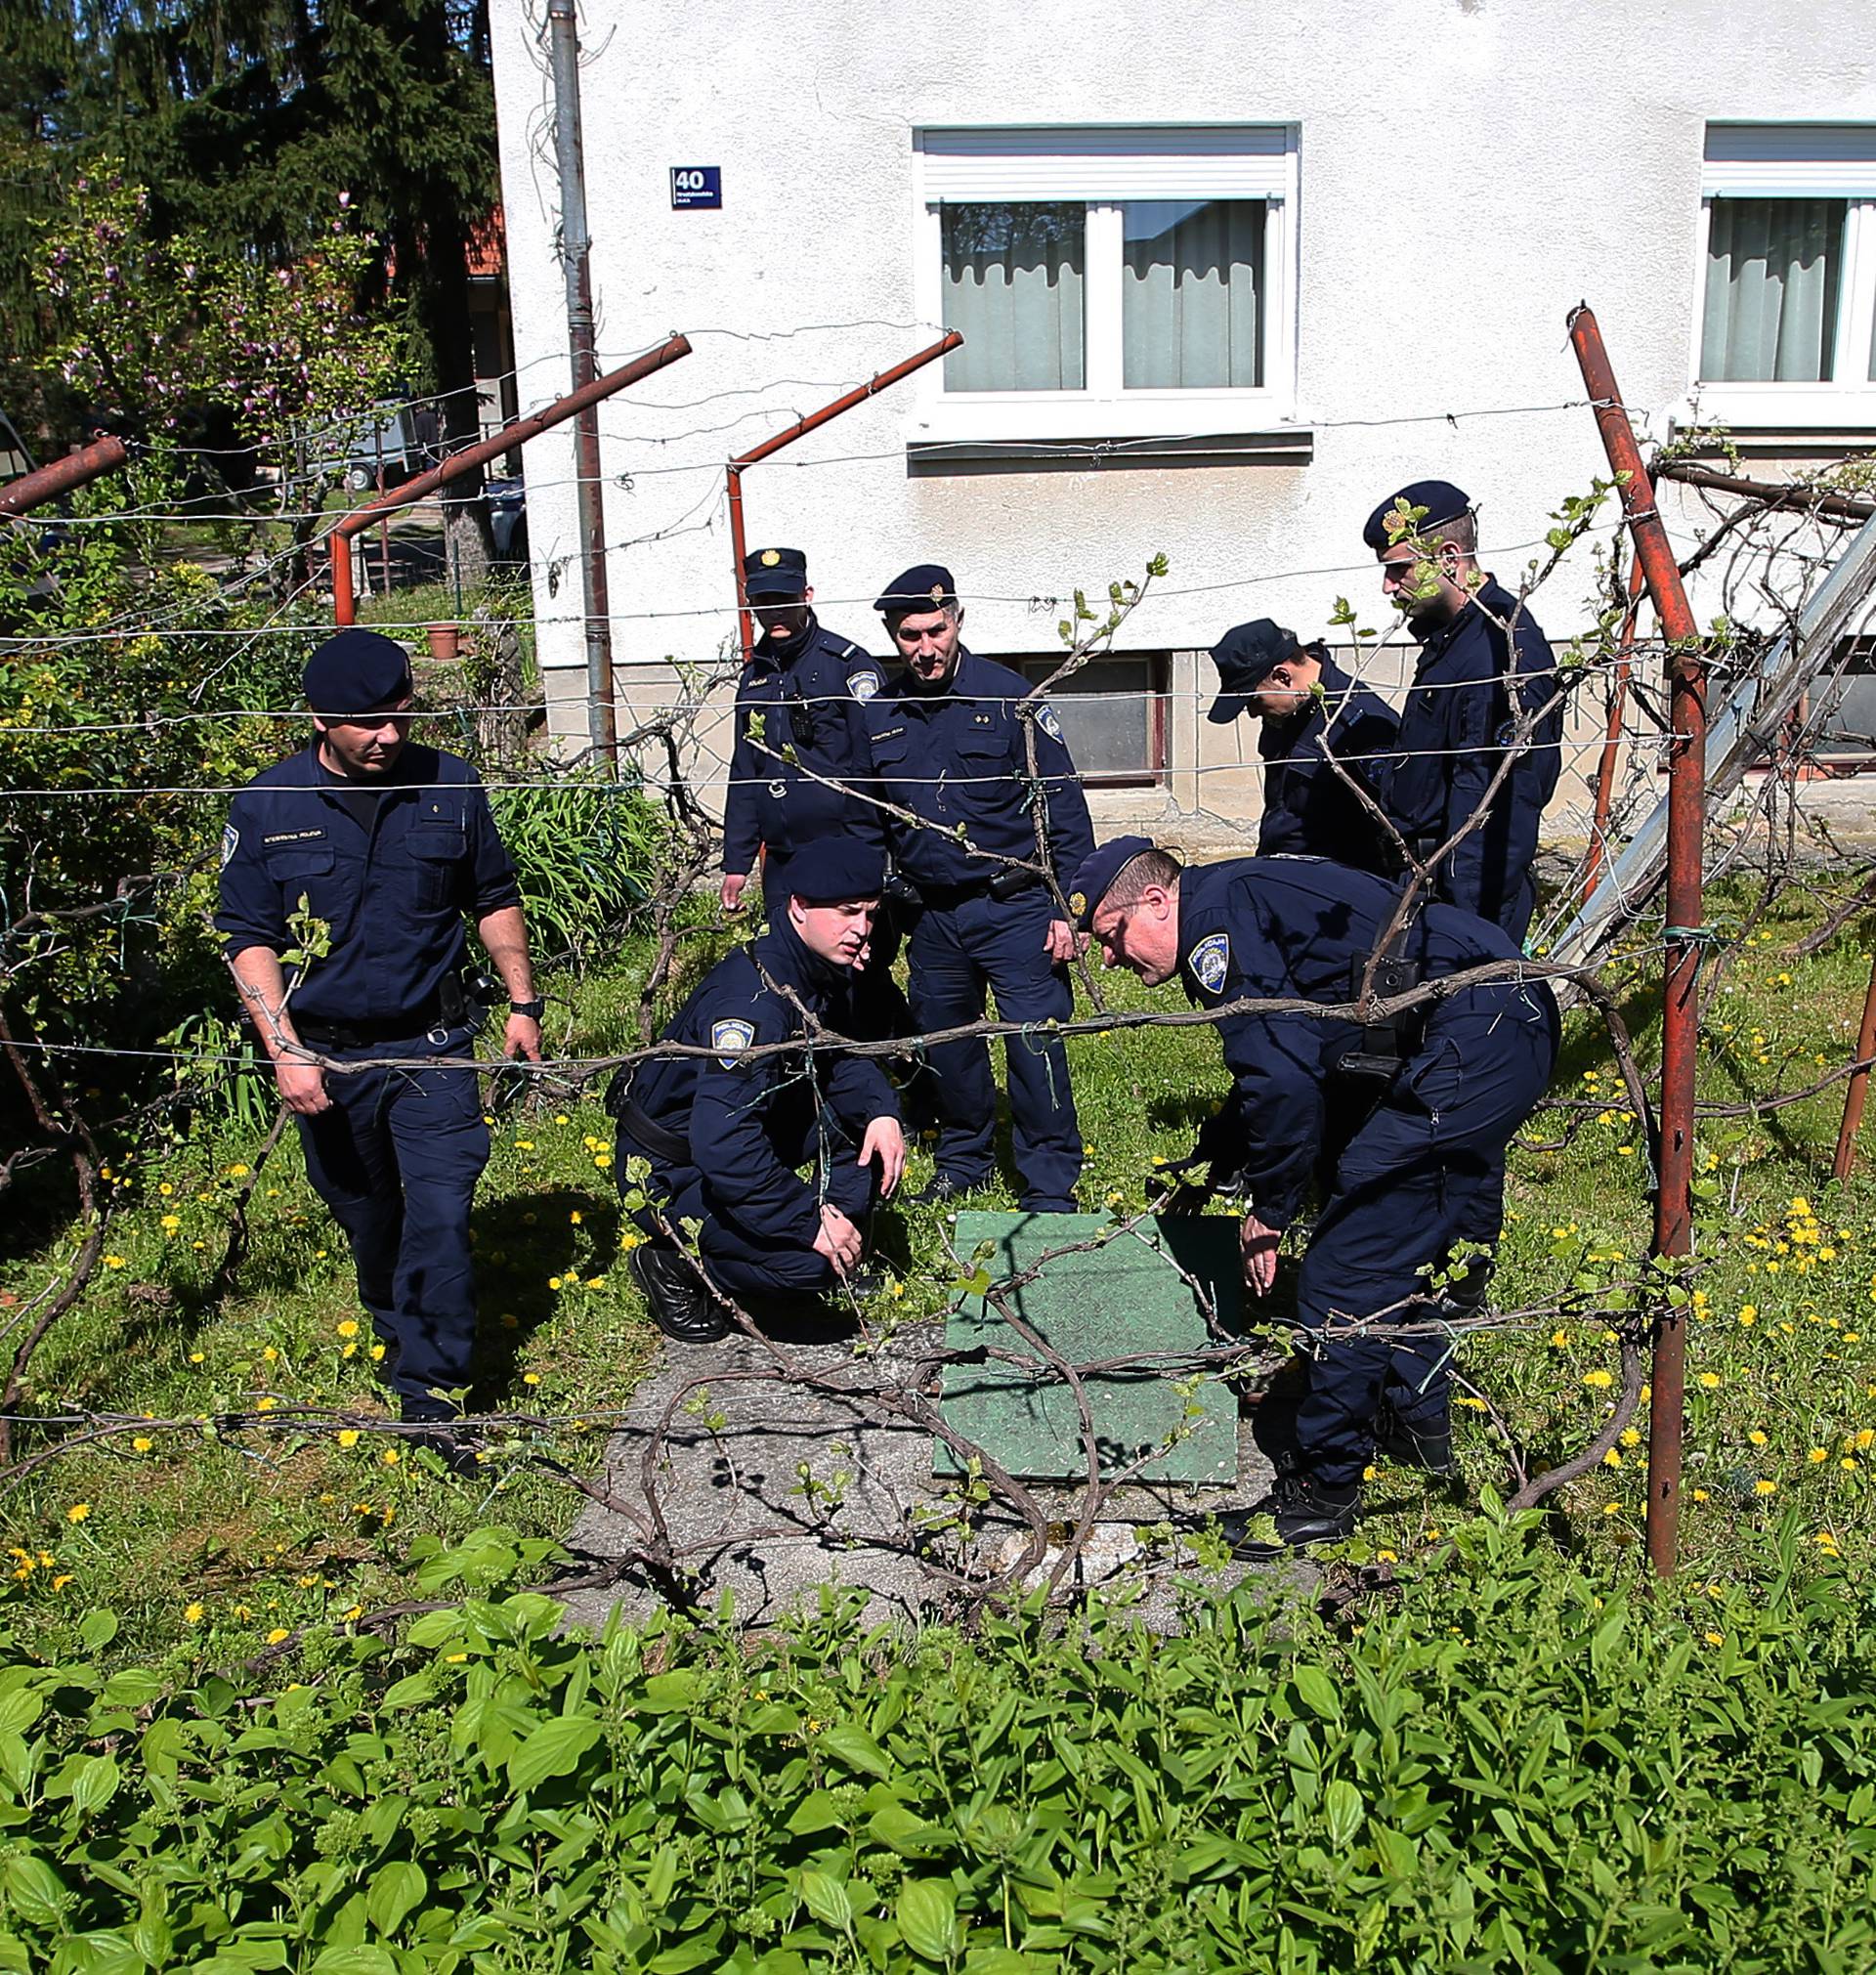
[509,999,546,1021]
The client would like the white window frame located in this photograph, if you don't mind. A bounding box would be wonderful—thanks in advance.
[910,125,1300,444]
[1688,123,1876,429]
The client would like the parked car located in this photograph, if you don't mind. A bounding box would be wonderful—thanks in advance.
[302,401,440,494]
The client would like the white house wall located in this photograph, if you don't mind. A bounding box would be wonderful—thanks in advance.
[488,0,1876,837]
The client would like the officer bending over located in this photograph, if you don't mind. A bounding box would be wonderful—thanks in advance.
[610,836,906,1343]
[1363,480,1563,943]
[863,565,1094,1212]
[216,628,544,1468]
[1073,836,1556,1551]
[1207,618,1401,876]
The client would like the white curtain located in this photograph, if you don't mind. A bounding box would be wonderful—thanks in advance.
[1701,197,1844,382]
[942,202,1085,392]
[1123,199,1263,389]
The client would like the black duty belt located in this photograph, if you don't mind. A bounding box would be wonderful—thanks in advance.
[605,1079,692,1168]
[917,867,1042,911]
[295,998,452,1051]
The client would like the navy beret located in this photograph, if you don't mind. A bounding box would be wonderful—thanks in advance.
[874,563,958,615]
[1066,835,1163,932]
[1361,479,1472,553]
[303,628,412,718]
[1207,620,1302,724]
[781,836,885,904]
[743,545,808,596]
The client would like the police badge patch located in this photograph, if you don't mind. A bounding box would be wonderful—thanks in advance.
[1037,704,1064,743]
[1187,930,1231,994]
[711,1017,755,1068]
[220,824,239,868]
[849,669,881,702]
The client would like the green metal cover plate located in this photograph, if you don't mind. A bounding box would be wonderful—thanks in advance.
[937,1212,1245,1485]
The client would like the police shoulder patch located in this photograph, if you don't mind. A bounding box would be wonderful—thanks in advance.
[1187,930,1231,995]
[848,668,881,702]
[1037,704,1064,743]
[711,1017,755,1068]
[220,823,239,868]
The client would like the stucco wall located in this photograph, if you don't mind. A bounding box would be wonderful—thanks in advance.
[490,0,1876,837]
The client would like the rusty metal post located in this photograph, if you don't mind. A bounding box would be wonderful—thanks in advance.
[1833,954,1876,1181]
[723,329,963,661]
[544,0,618,768]
[328,335,692,625]
[0,435,129,517]
[1568,304,1708,1579]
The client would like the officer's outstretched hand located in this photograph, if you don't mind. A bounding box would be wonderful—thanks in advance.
[504,1012,544,1063]
[720,872,748,913]
[859,1115,906,1197]
[815,1204,865,1279]
[1240,1214,1281,1296]
[1043,918,1084,964]
[275,1052,331,1117]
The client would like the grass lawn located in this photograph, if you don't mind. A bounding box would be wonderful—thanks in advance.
[7,880,1876,1669]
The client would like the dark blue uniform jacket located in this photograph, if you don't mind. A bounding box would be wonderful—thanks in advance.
[1175,857,1524,1230]
[722,615,885,877]
[1386,580,1563,937]
[1257,658,1401,875]
[622,919,898,1249]
[864,649,1095,892]
[215,743,520,1027]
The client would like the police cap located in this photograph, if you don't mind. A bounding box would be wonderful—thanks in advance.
[744,546,808,597]
[1361,479,1472,553]
[303,628,412,719]
[874,564,958,616]
[1066,834,1166,932]
[783,836,886,904]
[1207,619,1301,725]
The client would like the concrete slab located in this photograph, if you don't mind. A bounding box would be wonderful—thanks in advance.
[558,1309,1292,1637]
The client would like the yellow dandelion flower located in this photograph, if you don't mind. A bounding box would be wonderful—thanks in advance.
[336,1318,359,1338]
[265,1627,289,1645]
[382,1449,400,1467]
[1748,1430,1768,1447]
[131,1436,152,1453]
[1583,1369,1613,1389]
[65,1503,90,1524]
[1754,1479,1778,1497]
[1692,1488,1710,1501]
[184,1602,204,1623]
[337,1429,360,1447]
[104,1255,125,1270]
[1810,1447,1830,1464]
[1703,1631,1725,1647]
[523,1371,541,1387]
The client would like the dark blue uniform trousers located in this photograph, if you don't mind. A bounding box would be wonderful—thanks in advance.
[1292,986,1556,1488]
[631,1111,880,1302]
[907,889,1081,1211]
[295,1027,490,1421]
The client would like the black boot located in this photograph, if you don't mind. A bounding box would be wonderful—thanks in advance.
[1232,1472,1364,1558]
[629,1245,733,1343]
[1376,1401,1455,1477]
[400,1414,486,1480]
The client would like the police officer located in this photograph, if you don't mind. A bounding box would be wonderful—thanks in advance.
[611,835,906,1342]
[1362,481,1564,944]
[864,565,1094,1212]
[1207,618,1401,875]
[1072,836,1556,1549]
[216,628,543,1466]
[720,546,885,914]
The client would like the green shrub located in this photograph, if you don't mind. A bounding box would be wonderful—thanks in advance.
[4,1508,1875,1973]
[489,774,670,967]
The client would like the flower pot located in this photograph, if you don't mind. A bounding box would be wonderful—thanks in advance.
[426,623,459,663]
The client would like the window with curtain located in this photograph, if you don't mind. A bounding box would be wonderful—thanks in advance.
[942,203,1086,393]
[1693,127,1876,421]
[1122,200,1264,389]
[1700,197,1845,382]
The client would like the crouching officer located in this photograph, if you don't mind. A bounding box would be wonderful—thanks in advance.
[1207,619,1401,876]
[609,835,906,1342]
[215,628,544,1467]
[1363,480,1563,943]
[1073,837,1556,1550]
[864,565,1094,1212]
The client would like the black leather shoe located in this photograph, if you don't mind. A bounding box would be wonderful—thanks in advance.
[400,1418,485,1480]
[629,1245,733,1343]
[1231,1474,1364,1558]
[1377,1405,1455,1477]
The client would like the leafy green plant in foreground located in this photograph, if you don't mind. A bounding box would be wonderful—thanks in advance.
[3,1508,1875,1974]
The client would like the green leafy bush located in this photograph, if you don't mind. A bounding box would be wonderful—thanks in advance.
[5,1509,1874,1973]
[490,774,670,966]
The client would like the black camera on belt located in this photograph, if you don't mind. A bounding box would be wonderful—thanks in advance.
[786,683,820,755]
[988,865,1042,902]
[1338,950,1424,1082]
